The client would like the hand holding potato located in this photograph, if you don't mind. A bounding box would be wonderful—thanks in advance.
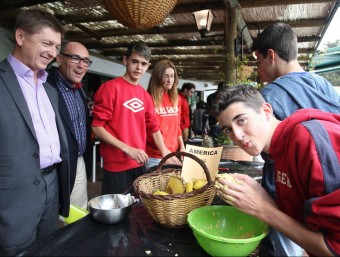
[215,173,277,217]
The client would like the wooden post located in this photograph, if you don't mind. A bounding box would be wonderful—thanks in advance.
[224,5,237,84]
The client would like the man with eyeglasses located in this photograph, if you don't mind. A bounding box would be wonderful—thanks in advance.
[47,41,93,210]
[92,41,179,195]
[179,82,196,141]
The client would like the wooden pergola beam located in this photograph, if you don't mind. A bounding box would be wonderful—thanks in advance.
[64,18,326,41]
[237,0,336,8]
[103,47,314,56]
[0,0,59,10]
[84,35,320,50]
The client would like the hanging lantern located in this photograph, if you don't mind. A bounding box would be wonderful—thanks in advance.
[102,0,179,30]
[192,9,214,37]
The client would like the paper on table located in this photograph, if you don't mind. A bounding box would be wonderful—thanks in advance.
[181,144,223,183]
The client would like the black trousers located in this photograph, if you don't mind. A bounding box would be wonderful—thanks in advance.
[101,166,146,195]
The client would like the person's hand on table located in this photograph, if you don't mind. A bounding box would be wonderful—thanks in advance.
[216,173,277,217]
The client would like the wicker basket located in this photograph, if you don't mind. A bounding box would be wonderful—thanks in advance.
[101,0,179,29]
[133,152,216,228]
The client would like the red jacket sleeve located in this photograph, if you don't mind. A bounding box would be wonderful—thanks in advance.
[179,94,190,130]
[144,92,160,135]
[92,82,113,127]
[177,96,182,136]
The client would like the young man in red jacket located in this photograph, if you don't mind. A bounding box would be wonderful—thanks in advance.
[252,22,340,257]
[211,85,340,257]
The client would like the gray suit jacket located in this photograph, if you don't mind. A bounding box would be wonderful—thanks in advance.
[0,59,71,246]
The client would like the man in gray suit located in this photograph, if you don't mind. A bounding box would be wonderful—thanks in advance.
[0,9,70,256]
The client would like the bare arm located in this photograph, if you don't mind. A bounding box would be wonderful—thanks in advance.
[152,130,182,165]
[177,135,186,161]
[92,126,148,165]
[259,203,332,256]
[178,135,186,152]
[216,174,334,256]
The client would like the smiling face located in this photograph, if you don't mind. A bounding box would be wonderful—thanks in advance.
[56,42,90,87]
[14,27,61,74]
[163,67,175,91]
[216,102,273,155]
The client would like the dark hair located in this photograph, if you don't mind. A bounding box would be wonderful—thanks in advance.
[251,23,297,62]
[217,81,225,91]
[181,82,196,92]
[196,100,206,109]
[14,9,65,37]
[210,84,265,118]
[125,41,151,60]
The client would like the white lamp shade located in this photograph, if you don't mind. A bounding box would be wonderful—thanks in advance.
[193,9,213,32]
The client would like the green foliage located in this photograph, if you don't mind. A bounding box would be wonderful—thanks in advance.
[202,133,232,147]
[308,42,340,86]
[202,135,215,148]
[214,132,231,147]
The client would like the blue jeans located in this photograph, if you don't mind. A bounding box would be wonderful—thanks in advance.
[145,157,161,171]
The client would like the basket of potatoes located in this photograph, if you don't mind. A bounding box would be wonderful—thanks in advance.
[133,152,216,228]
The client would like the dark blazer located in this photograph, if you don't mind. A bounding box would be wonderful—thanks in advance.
[47,70,93,191]
[0,59,70,246]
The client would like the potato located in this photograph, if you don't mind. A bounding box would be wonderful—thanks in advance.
[193,179,208,190]
[166,176,185,194]
[214,173,240,190]
[153,189,169,196]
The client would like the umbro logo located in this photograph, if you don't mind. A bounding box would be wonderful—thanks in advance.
[123,97,144,112]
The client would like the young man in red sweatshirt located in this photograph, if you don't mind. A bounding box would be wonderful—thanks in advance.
[211,84,340,257]
[92,42,178,194]
[179,82,195,141]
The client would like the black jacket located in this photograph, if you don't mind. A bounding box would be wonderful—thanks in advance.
[47,70,93,191]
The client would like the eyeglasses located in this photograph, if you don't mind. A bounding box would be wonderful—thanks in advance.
[59,52,92,67]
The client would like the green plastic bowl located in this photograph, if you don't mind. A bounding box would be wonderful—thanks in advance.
[187,206,268,257]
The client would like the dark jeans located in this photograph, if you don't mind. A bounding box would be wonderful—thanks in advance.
[101,166,147,195]
[193,130,202,136]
